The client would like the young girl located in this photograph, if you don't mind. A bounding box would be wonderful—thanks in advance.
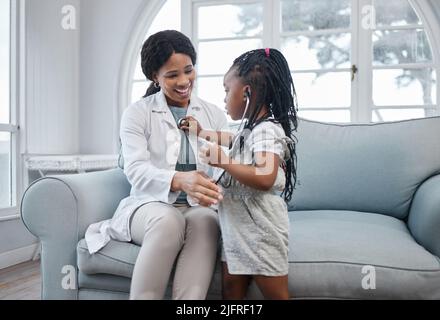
[181,48,298,300]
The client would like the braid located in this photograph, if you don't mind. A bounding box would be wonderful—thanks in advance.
[231,49,298,202]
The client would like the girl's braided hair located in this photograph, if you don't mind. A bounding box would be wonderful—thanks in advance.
[231,48,298,202]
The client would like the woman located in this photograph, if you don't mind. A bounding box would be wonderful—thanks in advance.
[85,30,228,300]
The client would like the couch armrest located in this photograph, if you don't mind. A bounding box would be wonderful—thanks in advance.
[408,174,440,258]
[20,168,131,299]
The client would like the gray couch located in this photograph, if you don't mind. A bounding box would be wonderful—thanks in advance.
[21,117,440,299]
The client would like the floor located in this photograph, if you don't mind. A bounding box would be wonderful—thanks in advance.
[0,260,41,300]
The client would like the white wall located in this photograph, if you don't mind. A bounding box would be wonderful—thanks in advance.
[0,218,37,258]
[25,0,80,155]
[79,0,145,154]
[22,0,146,155]
[428,0,440,20]
[0,0,146,265]
[426,0,440,51]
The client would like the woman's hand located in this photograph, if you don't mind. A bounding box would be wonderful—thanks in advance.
[171,171,223,207]
[199,141,230,168]
[179,115,203,136]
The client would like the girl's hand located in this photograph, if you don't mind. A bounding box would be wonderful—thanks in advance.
[171,171,223,207]
[199,141,230,168]
[179,115,202,136]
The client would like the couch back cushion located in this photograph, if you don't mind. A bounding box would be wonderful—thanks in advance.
[289,117,440,219]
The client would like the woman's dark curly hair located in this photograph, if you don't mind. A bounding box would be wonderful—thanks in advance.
[141,30,197,97]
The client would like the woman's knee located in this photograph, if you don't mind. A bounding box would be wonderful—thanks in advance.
[155,210,185,238]
[135,205,186,244]
[185,207,219,232]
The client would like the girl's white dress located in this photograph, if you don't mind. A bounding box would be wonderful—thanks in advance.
[218,120,293,276]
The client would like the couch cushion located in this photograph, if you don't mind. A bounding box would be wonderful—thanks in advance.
[282,210,440,299]
[77,239,139,278]
[77,238,223,299]
[78,271,132,293]
[78,289,129,300]
[291,117,440,219]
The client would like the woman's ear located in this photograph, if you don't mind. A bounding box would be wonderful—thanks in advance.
[152,72,158,84]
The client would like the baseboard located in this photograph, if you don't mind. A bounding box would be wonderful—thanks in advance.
[0,243,40,270]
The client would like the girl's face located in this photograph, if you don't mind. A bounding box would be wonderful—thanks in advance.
[223,70,249,121]
[153,53,196,108]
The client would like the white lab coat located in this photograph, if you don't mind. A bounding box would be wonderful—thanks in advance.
[85,90,229,254]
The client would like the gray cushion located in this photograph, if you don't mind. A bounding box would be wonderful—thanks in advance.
[77,239,139,278]
[282,210,440,299]
[78,272,131,293]
[78,289,129,300]
[77,238,223,299]
[291,117,440,219]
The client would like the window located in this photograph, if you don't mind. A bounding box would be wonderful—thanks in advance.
[194,2,263,112]
[371,0,436,122]
[0,0,19,215]
[280,0,352,122]
[131,0,181,103]
[128,0,438,124]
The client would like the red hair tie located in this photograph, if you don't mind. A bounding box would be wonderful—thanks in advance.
[265,48,270,57]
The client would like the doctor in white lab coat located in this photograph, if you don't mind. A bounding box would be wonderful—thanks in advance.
[85,30,228,300]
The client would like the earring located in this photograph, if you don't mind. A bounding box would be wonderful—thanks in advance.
[154,82,160,89]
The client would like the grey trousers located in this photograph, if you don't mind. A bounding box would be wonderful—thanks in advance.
[129,202,219,300]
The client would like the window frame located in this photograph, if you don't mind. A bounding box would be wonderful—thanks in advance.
[411,0,440,118]
[279,0,355,122]
[185,0,439,123]
[187,0,356,120]
[368,0,439,122]
[188,0,266,107]
[122,0,440,125]
[0,0,23,220]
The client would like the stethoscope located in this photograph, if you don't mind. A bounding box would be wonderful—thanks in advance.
[176,90,252,187]
[177,118,190,130]
[213,89,252,186]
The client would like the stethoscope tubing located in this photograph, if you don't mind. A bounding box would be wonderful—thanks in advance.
[214,97,251,185]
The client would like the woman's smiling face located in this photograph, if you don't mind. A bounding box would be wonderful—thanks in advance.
[153,52,196,107]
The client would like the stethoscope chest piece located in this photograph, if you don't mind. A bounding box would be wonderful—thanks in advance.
[177,118,190,129]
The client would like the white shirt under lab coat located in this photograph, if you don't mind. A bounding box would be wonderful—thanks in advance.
[85,90,229,254]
